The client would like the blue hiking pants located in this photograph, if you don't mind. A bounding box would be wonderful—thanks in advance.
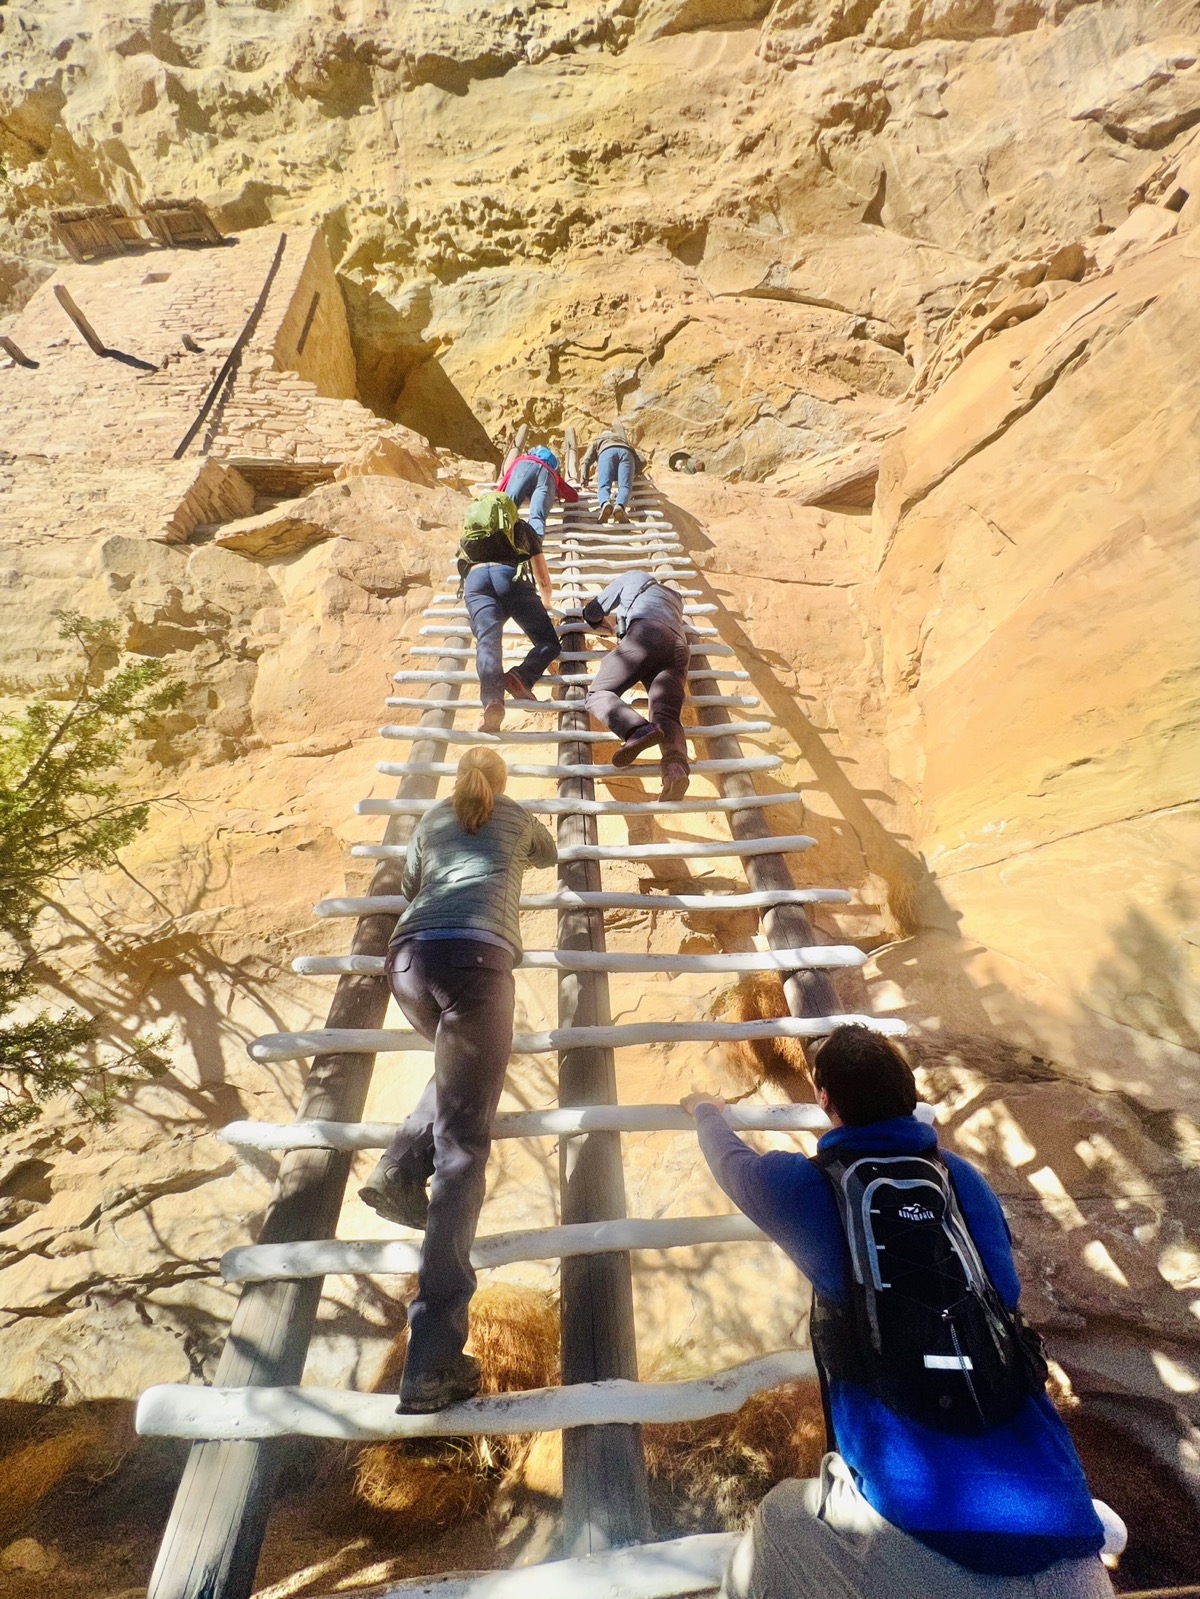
[597,445,636,508]
[502,460,556,539]
[465,563,561,706]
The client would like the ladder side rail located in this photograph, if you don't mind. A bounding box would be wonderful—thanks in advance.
[147,641,469,1599]
[689,652,839,1024]
[554,524,652,1554]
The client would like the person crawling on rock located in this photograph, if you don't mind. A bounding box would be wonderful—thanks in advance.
[496,443,578,540]
[580,426,643,523]
[359,748,557,1414]
[682,1024,1116,1599]
[578,569,691,802]
[456,489,560,734]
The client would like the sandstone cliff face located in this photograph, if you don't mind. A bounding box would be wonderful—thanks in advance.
[875,222,1200,1110]
[4,0,1197,470]
[1,0,1199,1584]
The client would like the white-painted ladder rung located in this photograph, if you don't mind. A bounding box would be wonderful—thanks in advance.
[407,644,733,660]
[222,1214,769,1283]
[377,722,773,745]
[313,888,851,918]
[384,693,759,711]
[416,623,720,640]
[220,1102,836,1152]
[355,831,812,864]
[135,1351,816,1442]
[424,603,716,620]
[554,534,676,545]
[324,1531,742,1599]
[391,669,751,683]
[292,945,864,977]
[543,557,694,569]
[356,792,798,819]
[247,1013,906,1063]
[374,755,781,780]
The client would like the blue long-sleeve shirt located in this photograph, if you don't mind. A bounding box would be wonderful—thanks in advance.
[695,1106,1104,1575]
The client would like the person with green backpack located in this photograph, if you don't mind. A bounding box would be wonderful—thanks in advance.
[458,490,559,733]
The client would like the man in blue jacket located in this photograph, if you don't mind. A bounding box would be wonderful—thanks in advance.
[682,1024,1113,1599]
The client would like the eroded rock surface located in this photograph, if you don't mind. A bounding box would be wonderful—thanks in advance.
[0,1,1198,1584]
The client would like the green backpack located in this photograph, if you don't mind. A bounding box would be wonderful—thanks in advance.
[456,491,529,587]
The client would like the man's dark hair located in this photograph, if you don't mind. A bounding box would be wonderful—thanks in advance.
[812,1025,918,1126]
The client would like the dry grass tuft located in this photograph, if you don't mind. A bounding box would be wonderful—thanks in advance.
[502,1427,563,1500]
[349,1285,561,1532]
[644,1380,826,1531]
[885,872,923,939]
[468,1284,559,1395]
[353,1440,494,1526]
[711,975,816,1097]
[0,1423,106,1541]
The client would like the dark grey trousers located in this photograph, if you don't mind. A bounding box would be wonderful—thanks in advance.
[383,938,515,1377]
[586,617,690,768]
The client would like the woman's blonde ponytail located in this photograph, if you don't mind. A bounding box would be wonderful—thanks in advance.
[453,746,508,833]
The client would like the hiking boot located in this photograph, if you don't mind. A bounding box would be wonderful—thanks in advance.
[660,761,691,803]
[611,724,664,767]
[478,702,504,733]
[503,669,538,703]
[613,504,631,524]
[359,1158,429,1231]
[597,501,613,524]
[397,1353,483,1414]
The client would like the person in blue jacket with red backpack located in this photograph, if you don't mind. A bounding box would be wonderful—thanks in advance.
[682,1024,1115,1599]
[497,444,579,540]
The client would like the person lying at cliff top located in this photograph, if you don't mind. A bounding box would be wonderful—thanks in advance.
[580,426,643,523]
[360,747,557,1414]
[496,444,578,540]
[577,569,690,802]
[681,1024,1116,1599]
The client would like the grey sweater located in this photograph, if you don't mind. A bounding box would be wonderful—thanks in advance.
[583,570,686,637]
[581,431,643,478]
[391,795,557,958]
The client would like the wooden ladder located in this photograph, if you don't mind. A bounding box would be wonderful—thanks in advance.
[139,476,907,1599]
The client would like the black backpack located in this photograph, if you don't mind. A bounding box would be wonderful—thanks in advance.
[811,1148,1048,1435]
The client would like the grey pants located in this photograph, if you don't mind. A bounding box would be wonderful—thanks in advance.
[721,1454,1114,1599]
[383,938,515,1378]
[586,617,690,768]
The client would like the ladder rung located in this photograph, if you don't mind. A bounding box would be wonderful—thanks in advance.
[547,535,677,546]
[545,551,686,563]
[384,693,760,711]
[135,1351,817,1442]
[377,722,773,745]
[374,755,781,780]
[425,602,715,618]
[355,791,798,818]
[355,831,813,864]
[222,1214,769,1283]
[312,888,852,918]
[416,623,720,640]
[312,1531,741,1599]
[247,1013,906,1063]
[391,669,751,683]
[292,945,864,977]
[429,589,706,604]
[408,645,733,660]
[220,1102,836,1152]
